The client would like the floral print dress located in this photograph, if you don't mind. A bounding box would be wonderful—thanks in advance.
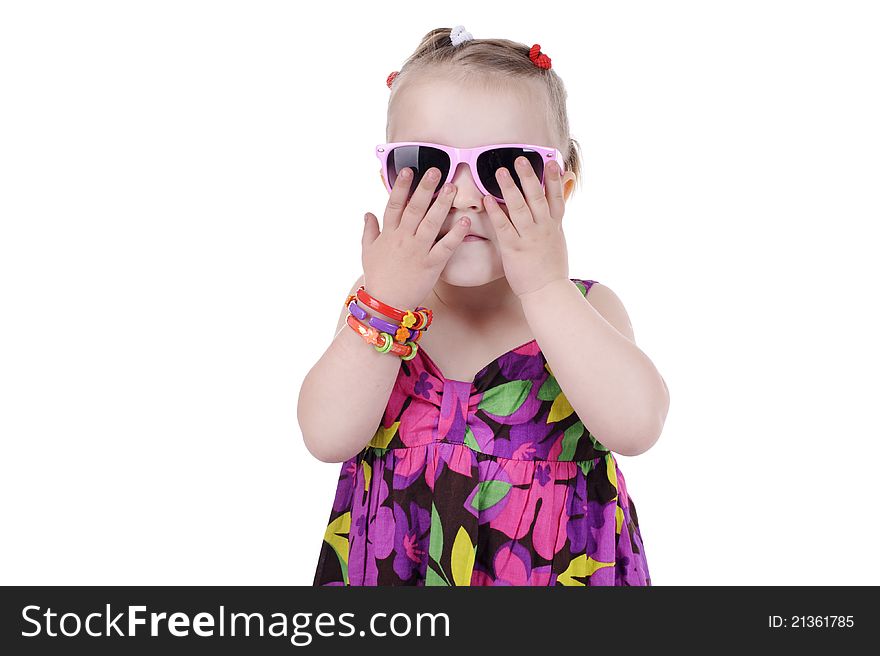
[312,279,651,586]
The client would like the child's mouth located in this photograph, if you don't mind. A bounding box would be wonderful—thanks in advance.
[435,233,487,243]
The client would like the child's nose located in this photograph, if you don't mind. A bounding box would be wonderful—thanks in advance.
[448,162,484,206]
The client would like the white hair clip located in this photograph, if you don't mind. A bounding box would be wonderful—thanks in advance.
[450,25,474,47]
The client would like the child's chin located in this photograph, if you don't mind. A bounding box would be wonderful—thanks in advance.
[439,262,504,286]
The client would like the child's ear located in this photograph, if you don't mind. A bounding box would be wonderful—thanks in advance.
[561,170,577,202]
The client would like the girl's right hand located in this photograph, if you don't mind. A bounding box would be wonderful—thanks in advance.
[361,166,471,311]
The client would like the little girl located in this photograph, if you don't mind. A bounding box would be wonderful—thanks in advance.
[299,25,669,586]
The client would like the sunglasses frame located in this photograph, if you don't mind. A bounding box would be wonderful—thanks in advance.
[375,141,565,204]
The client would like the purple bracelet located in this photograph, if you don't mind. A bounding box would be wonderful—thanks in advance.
[347,299,368,321]
[369,315,419,341]
[347,300,420,341]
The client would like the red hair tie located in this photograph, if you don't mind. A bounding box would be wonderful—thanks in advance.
[529,44,552,70]
[387,39,550,88]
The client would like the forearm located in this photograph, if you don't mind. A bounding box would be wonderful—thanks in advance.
[519,279,669,456]
[297,326,401,463]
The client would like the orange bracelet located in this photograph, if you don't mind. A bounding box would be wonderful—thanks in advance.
[346,313,419,360]
[354,285,433,331]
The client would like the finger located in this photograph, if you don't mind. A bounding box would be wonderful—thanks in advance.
[416,181,457,245]
[362,212,380,246]
[382,167,414,231]
[482,193,518,244]
[399,166,445,235]
[514,155,552,222]
[544,160,566,220]
[429,216,470,264]
[495,165,533,233]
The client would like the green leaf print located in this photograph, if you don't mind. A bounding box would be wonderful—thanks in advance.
[426,565,449,587]
[589,430,609,452]
[478,380,532,416]
[429,502,443,564]
[470,480,512,511]
[539,368,575,423]
[537,374,561,401]
[463,425,482,452]
[560,421,585,461]
[427,502,453,586]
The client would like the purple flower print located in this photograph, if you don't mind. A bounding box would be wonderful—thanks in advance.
[610,503,651,586]
[496,347,546,381]
[392,500,431,581]
[535,463,550,486]
[507,413,558,460]
[348,470,395,586]
[332,458,358,512]
[471,541,556,586]
[565,468,614,559]
[413,371,434,400]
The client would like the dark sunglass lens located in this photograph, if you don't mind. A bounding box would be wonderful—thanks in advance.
[477,148,545,199]
[388,145,450,197]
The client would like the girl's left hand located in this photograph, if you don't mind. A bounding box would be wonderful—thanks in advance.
[483,157,570,299]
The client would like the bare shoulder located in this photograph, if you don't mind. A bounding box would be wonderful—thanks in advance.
[581,280,636,343]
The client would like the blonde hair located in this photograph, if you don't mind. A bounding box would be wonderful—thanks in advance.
[386,27,583,194]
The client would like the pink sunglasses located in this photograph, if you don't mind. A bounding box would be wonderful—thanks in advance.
[376,141,565,204]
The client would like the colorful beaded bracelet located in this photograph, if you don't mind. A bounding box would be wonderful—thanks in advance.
[345,295,368,321]
[370,315,421,343]
[346,312,419,360]
[354,285,433,331]
[345,295,421,343]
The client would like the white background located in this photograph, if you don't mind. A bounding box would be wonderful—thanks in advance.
[1,1,878,585]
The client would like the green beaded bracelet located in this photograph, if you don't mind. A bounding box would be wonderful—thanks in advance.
[400,340,419,360]
[373,332,394,353]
